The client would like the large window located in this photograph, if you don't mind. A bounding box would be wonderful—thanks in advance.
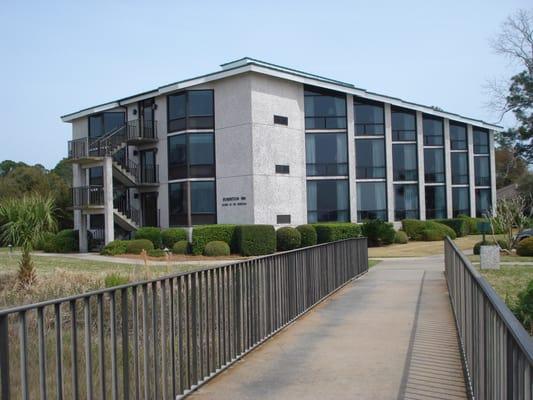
[354,99,384,135]
[306,133,348,176]
[451,152,469,184]
[167,90,214,132]
[425,185,447,219]
[307,180,349,223]
[304,87,346,129]
[89,167,103,186]
[450,123,467,150]
[473,129,489,154]
[452,187,469,217]
[394,184,419,220]
[423,116,444,146]
[392,108,416,141]
[168,133,215,180]
[393,144,418,181]
[355,139,386,179]
[89,112,125,138]
[357,182,387,220]
[169,181,216,226]
[424,148,445,183]
[474,156,490,186]
[475,189,491,217]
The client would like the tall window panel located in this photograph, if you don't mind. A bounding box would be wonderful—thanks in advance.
[190,181,216,224]
[391,108,417,141]
[304,87,346,129]
[451,152,469,184]
[357,182,387,220]
[169,182,189,226]
[423,116,444,146]
[424,148,445,183]
[168,133,215,180]
[474,156,490,186]
[355,139,386,179]
[306,133,348,176]
[394,184,419,220]
[475,189,492,217]
[354,99,384,135]
[450,123,467,150]
[89,112,125,139]
[425,185,447,219]
[307,180,349,223]
[473,129,489,154]
[167,90,214,132]
[393,144,418,181]
[452,187,470,217]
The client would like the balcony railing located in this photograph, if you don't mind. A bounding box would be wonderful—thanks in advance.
[126,119,158,142]
[138,164,159,185]
[72,186,104,208]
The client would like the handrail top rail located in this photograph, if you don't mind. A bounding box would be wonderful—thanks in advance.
[445,236,533,362]
[0,237,367,317]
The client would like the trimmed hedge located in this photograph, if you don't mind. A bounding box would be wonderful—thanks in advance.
[420,229,447,241]
[161,228,187,248]
[172,240,189,255]
[296,224,317,247]
[148,249,167,257]
[473,240,499,255]
[276,227,301,251]
[126,239,154,255]
[235,225,276,256]
[54,229,78,253]
[37,232,58,253]
[436,219,469,237]
[100,240,128,256]
[401,220,456,241]
[394,230,409,244]
[457,215,504,235]
[361,220,395,247]
[133,227,162,248]
[311,223,361,244]
[204,241,231,257]
[191,225,237,255]
[517,237,533,257]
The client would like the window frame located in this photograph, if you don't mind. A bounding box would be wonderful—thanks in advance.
[473,128,490,154]
[391,107,417,142]
[167,90,214,133]
[353,97,385,136]
[355,138,387,179]
[88,111,126,139]
[422,114,444,146]
[304,86,347,130]
[450,122,468,150]
[168,132,216,180]
[392,143,418,182]
[305,131,349,176]
[306,179,350,223]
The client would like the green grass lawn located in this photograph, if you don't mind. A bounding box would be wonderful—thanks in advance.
[479,265,533,308]
[469,254,533,263]
[368,259,380,268]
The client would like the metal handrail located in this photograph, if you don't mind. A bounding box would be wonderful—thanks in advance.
[71,185,104,207]
[444,237,533,399]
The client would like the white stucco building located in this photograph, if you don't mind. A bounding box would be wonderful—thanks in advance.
[62,58,499,251]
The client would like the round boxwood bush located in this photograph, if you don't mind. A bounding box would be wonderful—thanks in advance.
[148,249,167,258]
[54,229,78,253]
[100,240,128,256]
[296,224,317,247]
[133,227,162,248]
[126,239,154,255]
[394,231,408,244]
[161,228,187,248]
[473,240,498,255]
[361,220,396,246]
[420,229,446,241]
[276,227,301,251]
[204,241,230,257]
[37,232,57,252]
[172,240,189,255]
[517,237,533,257]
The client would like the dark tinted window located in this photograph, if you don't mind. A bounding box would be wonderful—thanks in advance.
[394,184,419,220]
[191,181,216,224]
[89,112,125,138]
[451,152,469,184]
[474,156,490,186]
[393,144,418,181]
[473,129,489,154]
[425,185,447,219]
[475,188,491,217]
[307,179,349,223]
[306,133,348,176]
[354,99,384,135]
[89,167,103,186]
[274,115,288,125]
[168,133,215,180]
[168,90,214,132]
[169,182,188,226]
[168,134,187,180]
[276,165,290,174]
[356,139,386,179]
[423,116,444,146]
[357,182,387,220]
[277,215,291,224]
[392,109,416,141]
[452,187,469,217]
[304,87,346,129]
[450,123,467,150]
[424,148,445,183]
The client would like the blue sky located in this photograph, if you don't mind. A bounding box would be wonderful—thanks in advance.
[0,0,529,169]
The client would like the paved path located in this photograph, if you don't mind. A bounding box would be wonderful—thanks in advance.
[188,255,468,400]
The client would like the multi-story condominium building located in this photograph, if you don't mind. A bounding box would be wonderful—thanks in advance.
[62,58,499,251]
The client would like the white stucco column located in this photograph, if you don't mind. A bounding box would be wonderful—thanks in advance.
[443,119,453,218]
[489,130,497,215]
[103,157,114,244]
[416,111,426,220]
[467,125,476,217]
[346,95,357,223]
[72,163,88,252]
[384,103,394,222]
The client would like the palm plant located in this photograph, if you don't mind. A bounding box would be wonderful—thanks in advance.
[0,195,57,288]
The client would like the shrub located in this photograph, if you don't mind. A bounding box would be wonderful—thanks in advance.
[54,229,78,253]
[296,224,317,247]
[161,228,187,248]
[517,237,533,257]
[235,225,276,256]
[125,239,154,255]
[420,229,446,241]
[37,232,57,252]
[394,230,409,244]
[204,241,230,257]
[172,240,189,255]
[473,240,498,255]
[311,223,361,244]
[436,218,469,237]
[401,220,456,241]
[191,225,237,255]
[148,249,167,257]
[133,227,162,248]
[100,240,128,256]
[514,280,533,334]
[457,215,478,234]
[276,227,301,251]
[361,220,395,247]
[104,273,129,288]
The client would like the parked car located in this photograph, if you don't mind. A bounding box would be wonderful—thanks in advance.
[515,229,533,243]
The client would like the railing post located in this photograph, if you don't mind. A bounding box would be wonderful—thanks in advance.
[0,315,9,400]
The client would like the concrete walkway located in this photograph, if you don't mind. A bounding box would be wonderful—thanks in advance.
[188,256,468,400]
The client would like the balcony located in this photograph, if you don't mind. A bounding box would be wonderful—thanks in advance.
[71,186,104,209]
[126,119,158,144]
